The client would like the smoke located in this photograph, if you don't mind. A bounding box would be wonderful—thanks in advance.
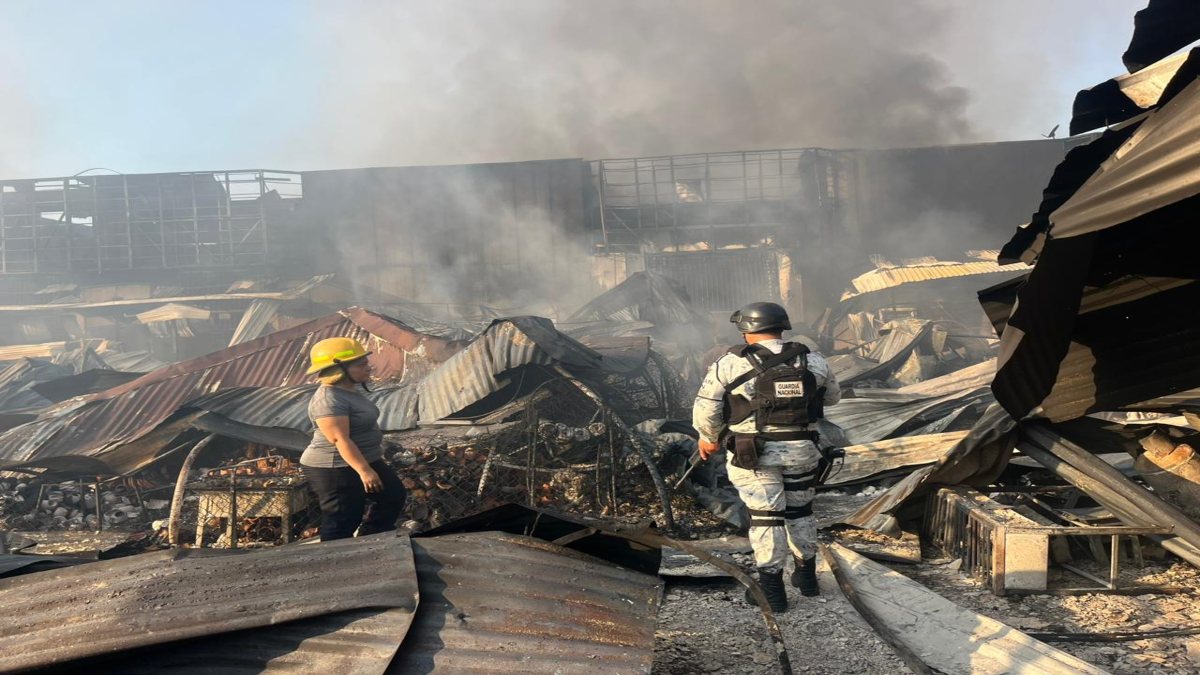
[0,45,42,178]
[307,0,978,167]
[299,0,990,314]
[309,163,596,314]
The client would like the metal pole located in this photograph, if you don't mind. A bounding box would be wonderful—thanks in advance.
[1110,535,1120,589]
[595,162,610,251]
[167,434,217,546]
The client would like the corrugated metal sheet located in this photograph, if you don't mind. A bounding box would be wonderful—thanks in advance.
[842,403,1016,534]
[0,341,73,361]
[825,387,992,446]
[0,533,419,673]
[839,320,933,386]
[135,303,213,324]
[228,299,281,346]
[992,43,1200,422]
[0,312,650,473]
[30,369,144,403]
[829,431,972,486]
[842,259,1031,300]
[104,607,414,675]
[97,349,168,373]
[0,308,460,473]
[0,359,66,412]
[1072,49,1193,134]
[569,272,709,327]
[188,384,421,437]
[992,271,1200,421]
[896,358,996,397]
[390,531,662,673]
[1123,0,1200,72]
[417,317,602,423]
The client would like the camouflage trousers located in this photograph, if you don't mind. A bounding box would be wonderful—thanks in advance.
[726,459,819,571]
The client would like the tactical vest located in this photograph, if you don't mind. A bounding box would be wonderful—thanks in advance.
[722,342,836,472]
[724,342,824,438]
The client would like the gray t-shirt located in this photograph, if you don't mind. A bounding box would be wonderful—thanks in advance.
[299,385,384,468]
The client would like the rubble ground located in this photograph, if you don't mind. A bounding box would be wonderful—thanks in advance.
[898,556,1200,675]
[654,572,911,674]
[655,489,1200,674]
[655,490,911,674]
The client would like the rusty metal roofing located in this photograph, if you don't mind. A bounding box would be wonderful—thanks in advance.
[390,531,662,673]
[0,308,460,473]
[0,533,419,673]
[101,607,414,675]
[841,259,1031,301]
[0,312,661,474]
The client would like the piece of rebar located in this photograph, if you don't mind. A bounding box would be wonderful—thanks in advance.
[616,528,792,675]
[1061,562,1113,589]
[167,434,217,546]
[1109,534,1120,588]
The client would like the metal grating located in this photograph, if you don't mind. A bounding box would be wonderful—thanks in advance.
[643,248,780,312]
[925,487,999,589]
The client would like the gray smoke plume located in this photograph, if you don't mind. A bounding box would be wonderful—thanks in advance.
[308,0,978,167]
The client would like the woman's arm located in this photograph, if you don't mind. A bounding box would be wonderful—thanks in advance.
[315,416,383,492]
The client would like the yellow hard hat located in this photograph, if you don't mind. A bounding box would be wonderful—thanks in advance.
[306,337,371,375]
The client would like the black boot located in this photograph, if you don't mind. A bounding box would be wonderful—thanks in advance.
[790,554,819,596]
[745,567,788,612]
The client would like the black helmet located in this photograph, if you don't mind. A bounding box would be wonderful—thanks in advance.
[730,302,791,333]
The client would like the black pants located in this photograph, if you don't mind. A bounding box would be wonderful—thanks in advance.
[302,460,407,542]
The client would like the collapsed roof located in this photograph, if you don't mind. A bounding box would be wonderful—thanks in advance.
[990,46,1200,422]
[0,309,686,476]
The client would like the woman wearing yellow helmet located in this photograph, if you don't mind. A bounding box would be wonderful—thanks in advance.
[299,337,407,541]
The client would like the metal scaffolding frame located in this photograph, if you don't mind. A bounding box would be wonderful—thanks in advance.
[592,148,844,251]
[0,170,302,276]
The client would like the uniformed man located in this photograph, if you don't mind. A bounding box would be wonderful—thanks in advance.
[692,301,841,612]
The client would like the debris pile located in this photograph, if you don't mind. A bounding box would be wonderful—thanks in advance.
[0,478,161,532]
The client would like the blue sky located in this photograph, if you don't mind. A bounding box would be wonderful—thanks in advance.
[0,1,1151,178]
